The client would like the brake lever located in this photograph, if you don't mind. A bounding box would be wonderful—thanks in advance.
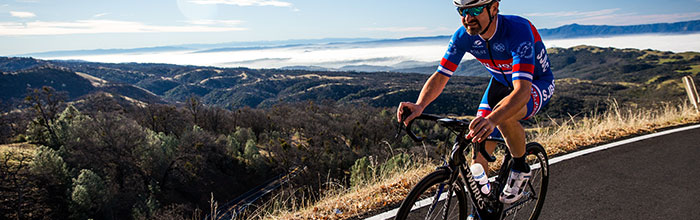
[398,107,423,142]
[470,136,497,162]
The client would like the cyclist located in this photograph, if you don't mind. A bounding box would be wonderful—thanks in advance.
[397,0,554,204]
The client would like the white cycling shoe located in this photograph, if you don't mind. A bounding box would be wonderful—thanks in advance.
[499,169,532,204]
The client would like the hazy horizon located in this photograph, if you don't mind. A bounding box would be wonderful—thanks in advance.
[18,33,700,71]
[2,0,699,55]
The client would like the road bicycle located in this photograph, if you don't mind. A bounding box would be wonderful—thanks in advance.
[394,110,549,220]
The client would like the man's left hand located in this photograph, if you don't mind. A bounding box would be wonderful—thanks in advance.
[467,116,496,143]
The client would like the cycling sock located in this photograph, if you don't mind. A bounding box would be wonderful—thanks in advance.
[512,156,531,173]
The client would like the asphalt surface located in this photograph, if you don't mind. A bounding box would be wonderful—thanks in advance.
[366,125,700,220]
[539,126,700,219]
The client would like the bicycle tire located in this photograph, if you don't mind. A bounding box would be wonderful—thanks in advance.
[394,168,468,220]
[500,142,549,220]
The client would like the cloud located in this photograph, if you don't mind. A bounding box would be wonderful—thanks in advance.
[363,27,431,32]
[184,19,243,25]
[92,13,110,18]
[0,19,247,36]
[188,0,292,7]
[10,11,36,18]
[565,12,700,26]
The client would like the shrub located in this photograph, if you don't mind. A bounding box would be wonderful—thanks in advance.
[30,145,70,185]
[379,153,412,175]
[349,156,375,187]
[71,169,109,218]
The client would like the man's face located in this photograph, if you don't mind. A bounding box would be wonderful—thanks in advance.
[459,3,496,35]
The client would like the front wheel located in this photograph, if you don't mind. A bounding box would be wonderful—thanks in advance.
[501,142,549,220]
[394,168,468,220]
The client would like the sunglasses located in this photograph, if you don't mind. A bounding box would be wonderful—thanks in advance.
[457,4,490,17]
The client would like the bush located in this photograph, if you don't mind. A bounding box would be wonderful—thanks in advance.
[30,145,70,186]
[71,169,109,218]
[349,156,374,187]
[379,153,412,175]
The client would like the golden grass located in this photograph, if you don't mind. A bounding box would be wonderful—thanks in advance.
[0,143,37,156]
[530,100,700,156]
[258,100,700,220]
[0,143,38,167]
[266,164,435,220]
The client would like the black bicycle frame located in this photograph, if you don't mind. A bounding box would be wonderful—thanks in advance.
[445,129,511,219]
[399,110,512,219]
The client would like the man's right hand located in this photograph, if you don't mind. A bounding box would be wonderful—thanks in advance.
[397,102,424,126]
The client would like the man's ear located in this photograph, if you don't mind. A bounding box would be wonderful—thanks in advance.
[491,2,499,15]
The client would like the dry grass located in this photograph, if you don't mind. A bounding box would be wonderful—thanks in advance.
[0,143,38,158]
[268,163,435,220]
[530,100,700,156]
[257,100,700,220]
[247,164,433,220]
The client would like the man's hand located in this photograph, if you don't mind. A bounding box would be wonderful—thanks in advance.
[467,116,496,143]
[396,102,424,126]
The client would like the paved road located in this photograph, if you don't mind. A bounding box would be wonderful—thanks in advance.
[539,126,700,219]
[367,125,700,219]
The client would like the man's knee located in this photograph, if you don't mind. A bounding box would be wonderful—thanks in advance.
[498,113,523,130]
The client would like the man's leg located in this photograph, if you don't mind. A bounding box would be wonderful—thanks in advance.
[473,141,497,172]
[472,104,526,175]
[497,104,527,159]
[496,104,531,204]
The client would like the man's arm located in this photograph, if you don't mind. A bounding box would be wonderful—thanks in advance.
[397,72,450,125]
[467,79,531,142]
[417,72,450,109]
[486,79,531,125]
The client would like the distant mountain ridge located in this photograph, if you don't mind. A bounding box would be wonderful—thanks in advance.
[2,45,699,119]
[15,20,699,58]
[538,19,700,39]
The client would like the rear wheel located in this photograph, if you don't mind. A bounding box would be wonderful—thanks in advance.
[501,142,549,220]
[394,169,469,220]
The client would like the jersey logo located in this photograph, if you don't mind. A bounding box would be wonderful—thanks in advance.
[473,40,484,48]
[516,41,534,59]
[493,43,506,52]
[470,49,487,55]
[447,40,457,55]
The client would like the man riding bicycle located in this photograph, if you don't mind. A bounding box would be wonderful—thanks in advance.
[397,0,554,204]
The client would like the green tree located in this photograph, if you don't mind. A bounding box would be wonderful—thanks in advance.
[30,145,70,185]
[71,169,108,219]
[24,86,66,149]
[243,139,259,160]
[29,145,72,219]
[234,127,255,144]
[224,134,241,157]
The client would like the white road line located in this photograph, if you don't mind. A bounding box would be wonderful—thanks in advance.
[365,124,700,220]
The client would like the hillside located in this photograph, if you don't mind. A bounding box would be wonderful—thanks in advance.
[1,46,699,220]
[0,58,163,107]
[3,45,699,119]
[539,20,700,39]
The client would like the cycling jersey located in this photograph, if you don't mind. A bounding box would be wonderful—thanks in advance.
[437,14,556,136]
[437,14,554,85]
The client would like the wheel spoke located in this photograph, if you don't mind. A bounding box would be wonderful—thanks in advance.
[425,183,446,216]
[396,170,467,220]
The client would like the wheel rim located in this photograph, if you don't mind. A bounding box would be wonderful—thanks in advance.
[501,147,548,220]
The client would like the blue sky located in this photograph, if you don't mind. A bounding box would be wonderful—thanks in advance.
[2,0,700,55]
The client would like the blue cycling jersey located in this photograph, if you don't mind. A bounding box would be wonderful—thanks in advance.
[437,14,554,86]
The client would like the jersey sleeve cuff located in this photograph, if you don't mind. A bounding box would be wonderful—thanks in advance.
[437,66,454,77]
[512,72,533,81]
